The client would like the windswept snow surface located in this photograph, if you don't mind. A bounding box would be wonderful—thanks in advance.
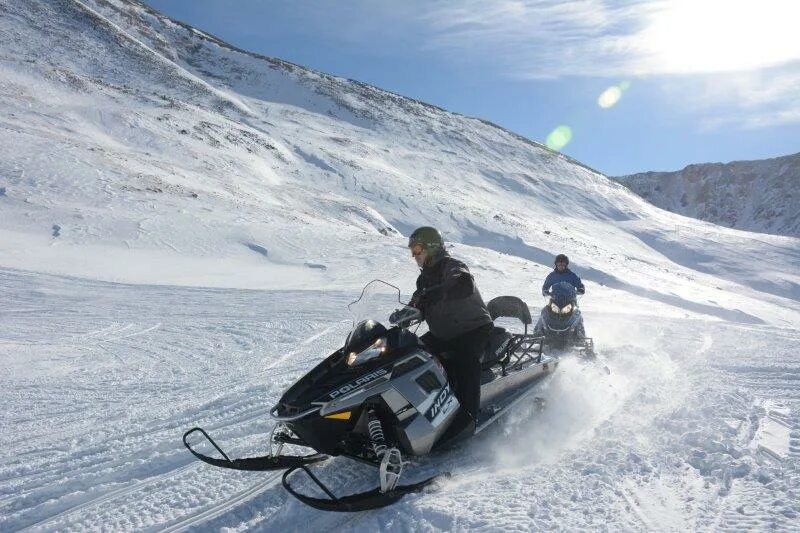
[2,270,800,532]
[1,0,800,531]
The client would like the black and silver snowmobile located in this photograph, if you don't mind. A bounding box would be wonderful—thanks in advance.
[183,280,557,512]
[534,281,595,358]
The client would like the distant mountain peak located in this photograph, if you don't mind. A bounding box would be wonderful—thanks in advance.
[614,152,800,237]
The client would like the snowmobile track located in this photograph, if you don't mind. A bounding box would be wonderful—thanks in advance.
[158,471,285,532]
[17,463,198,532]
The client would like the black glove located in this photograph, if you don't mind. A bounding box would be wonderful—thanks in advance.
[389,308,403,324]
[577,287,585,295]
[389,306,421,325]
[542,288,549,297]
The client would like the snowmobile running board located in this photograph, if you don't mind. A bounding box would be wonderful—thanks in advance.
[476,361,556,434]
[282,463,443,512]
[182,427,327,471]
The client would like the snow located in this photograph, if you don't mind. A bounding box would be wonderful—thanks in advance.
[1,0,799,531]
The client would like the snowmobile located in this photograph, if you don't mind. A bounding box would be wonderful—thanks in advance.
[183,280,557,512]
[534,281,595,358]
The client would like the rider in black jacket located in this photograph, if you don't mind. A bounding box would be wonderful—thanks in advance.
[407,227,493,439]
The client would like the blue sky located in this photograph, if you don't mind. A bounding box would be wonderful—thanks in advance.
[146,0,800,176]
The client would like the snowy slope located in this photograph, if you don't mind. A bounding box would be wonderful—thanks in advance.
[614,152,800,238]
[1,0,800,531]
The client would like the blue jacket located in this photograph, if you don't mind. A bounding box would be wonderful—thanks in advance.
[542,268,584,294]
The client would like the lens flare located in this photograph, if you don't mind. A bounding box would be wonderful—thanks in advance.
[546,125,572,150]
[598,86,622,108]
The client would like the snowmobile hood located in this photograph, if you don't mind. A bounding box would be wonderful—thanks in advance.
[542,306,581,331]
[274,326,419,417]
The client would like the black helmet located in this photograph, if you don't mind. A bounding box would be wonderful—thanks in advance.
[408,226,444,251]
[554,254,569,266]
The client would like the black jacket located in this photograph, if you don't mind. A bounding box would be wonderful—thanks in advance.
[410,250,493,341]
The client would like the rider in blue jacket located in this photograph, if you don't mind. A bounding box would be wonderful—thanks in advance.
[542,254,585,295]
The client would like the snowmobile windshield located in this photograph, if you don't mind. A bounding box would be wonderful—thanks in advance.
[347,279,407,334]
[345,280,407,367]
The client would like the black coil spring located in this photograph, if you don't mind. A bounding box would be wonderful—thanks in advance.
[367,408,386,457]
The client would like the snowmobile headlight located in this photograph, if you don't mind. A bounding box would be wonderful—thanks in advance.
[549,302,560,314]
[346,337,387,366]
[560,303,573,314]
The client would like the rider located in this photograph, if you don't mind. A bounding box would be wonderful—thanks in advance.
[542,254,585,296]
[535,253,587,340]
[406,226,493,439]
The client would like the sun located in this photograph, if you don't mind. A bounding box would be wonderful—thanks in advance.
[642,0,800,74]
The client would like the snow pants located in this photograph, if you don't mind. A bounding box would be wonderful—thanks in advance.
[421,323,493,428]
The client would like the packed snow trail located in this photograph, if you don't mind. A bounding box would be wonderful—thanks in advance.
[0,268,350,531]
[1,268,797,531]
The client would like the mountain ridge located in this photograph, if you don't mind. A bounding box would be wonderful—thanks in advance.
[614,152,800,237]
[90,0,607,177]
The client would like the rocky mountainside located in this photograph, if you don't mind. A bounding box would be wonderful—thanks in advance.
[614,153,800,237]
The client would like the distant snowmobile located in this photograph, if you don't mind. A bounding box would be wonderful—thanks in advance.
[183,280,557,512]
[534,281,595,358]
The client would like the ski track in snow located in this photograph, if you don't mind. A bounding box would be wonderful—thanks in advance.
[1,269,798,532]
[0,269,349,532]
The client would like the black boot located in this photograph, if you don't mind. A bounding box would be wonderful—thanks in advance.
[437,409,476,447]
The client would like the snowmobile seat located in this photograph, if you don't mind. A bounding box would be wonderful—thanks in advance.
[481,326,513,369]
[487,296,532,325]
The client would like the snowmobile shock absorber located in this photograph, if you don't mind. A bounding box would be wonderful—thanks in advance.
[367,408,404,493]
[367,408,387,458]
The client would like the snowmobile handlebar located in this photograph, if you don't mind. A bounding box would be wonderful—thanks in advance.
[388,306,423,328]
[542,286,585,297]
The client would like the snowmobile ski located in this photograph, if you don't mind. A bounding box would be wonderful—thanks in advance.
[282,464,443,512]
[182,427,327,471]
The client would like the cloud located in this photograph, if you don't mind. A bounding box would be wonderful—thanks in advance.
[418,0,800,128]
[420,0,800,77]
[677,62,800,130]
[421,0,650,79]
